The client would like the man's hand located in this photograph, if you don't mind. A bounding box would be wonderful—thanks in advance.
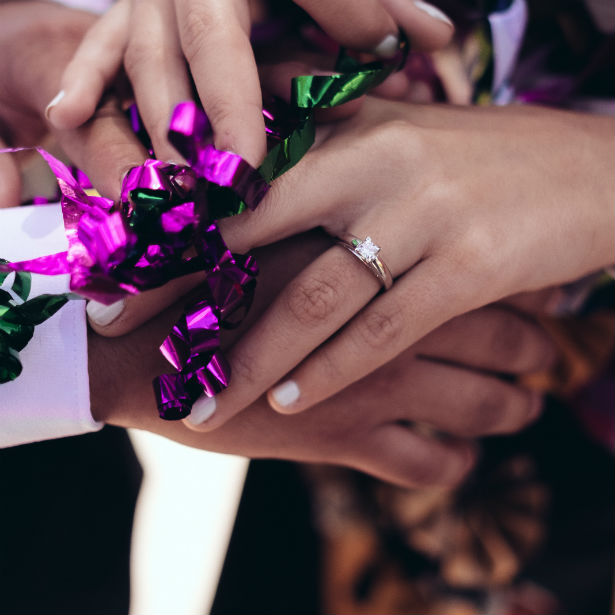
[89,231,555,488]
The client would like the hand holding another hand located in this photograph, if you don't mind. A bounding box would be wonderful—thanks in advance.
[91,232,556,488]
[95,97,611,429]
[46,0,454,166]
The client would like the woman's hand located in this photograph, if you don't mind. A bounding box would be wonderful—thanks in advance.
[153,98,611,429]
[0,1,148,203]
[45,0,454,166]
[90,231,555,488]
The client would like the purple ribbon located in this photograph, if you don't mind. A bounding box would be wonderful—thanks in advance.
[0,102,269,419]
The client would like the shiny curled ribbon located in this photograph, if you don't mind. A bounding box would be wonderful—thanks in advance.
[0,33,408,419]
[152,38,409,419]
[0,262,70,383]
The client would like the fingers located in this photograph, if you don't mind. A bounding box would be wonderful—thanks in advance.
[175,0,266,167]
[374,357,544,437]
[266,256,468,414]
[54,98,148,202]
[184,243,384,430]
[414,306,557,374]
[123,0,194,162]
[349,424,475,488]
[45,0,131,130]
[218,129,371,254]
[87,271,203,336]
[379,0,454,51]
[0,136,21,207]
[295,0,399,55]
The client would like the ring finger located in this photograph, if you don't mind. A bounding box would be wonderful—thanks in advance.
[183,225,425,430]
[124,0,194,162]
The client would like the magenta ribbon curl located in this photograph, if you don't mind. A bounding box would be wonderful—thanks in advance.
[0,102,269,420]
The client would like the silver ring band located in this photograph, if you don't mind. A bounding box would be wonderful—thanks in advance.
[336,233,393,290]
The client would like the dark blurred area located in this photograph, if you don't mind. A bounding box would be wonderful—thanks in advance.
[0,427,141,615]
[213,397,614,614]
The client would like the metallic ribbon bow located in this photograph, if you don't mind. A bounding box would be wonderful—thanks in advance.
[0,263,69,383]
[0,35,408,419]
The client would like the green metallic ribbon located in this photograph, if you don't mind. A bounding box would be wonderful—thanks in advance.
[0,259,70,383]
[0,34,408,385]
[259,36,408,183]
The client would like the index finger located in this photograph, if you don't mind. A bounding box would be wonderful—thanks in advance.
[175,0,266,168]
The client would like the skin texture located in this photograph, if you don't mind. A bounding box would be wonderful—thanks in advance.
[0,1,561,487]
[89,232,555,488]
[47,0,453,166]
[0,2,148,204]
[94,98,613,431]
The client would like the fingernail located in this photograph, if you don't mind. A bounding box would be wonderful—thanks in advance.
[45,90,65,120]
[269,380,300,409]
[186,396,217,426]
[373,33,400,58]
[414,1,454,27]
[86,299,125,327]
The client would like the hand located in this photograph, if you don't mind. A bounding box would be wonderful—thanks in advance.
[0,1,148,204]
[90,231,555,488]
[45,0,454,166]
[95,97,612,429]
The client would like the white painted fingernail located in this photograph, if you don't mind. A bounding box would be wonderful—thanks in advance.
[373,33,400,58]
[86,299,125,327]
[45,90,65,120]
[270,380,300,408]
[186,396,216,426]
[414,1,453,26]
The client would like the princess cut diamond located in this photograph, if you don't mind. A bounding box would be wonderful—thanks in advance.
[355,237,380,263]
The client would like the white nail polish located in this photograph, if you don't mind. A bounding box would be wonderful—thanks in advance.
[86,299,125,327]
[270,380,300,408]
[414,1,453,26]
[373,33,400,58]
[45,90,65,119]
[186,396,216,426]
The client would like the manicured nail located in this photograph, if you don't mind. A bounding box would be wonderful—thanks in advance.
[373,33,400,58]
[45,90,65,120]
[414,1,453,27]
[270,380,300,409]
[86,299,125,327]
[186,396,216,426]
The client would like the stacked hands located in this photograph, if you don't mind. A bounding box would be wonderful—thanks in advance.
[1,0,613,487]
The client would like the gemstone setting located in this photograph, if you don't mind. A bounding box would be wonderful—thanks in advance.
[353,236,380,263]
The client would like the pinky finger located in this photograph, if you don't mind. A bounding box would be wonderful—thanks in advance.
[0,137,21,208]
[351,424,475,488]
[45,0,131,130]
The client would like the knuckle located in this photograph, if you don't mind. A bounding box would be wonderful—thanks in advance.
[147,113,173,146]
[124,38,156,76]
[369,120,426,164]
[356,303,406,351]
[229,349,258,390]
[285,272,341,327]
[449,224,501,284]
[201,93,238,133]
[179,10,218,64]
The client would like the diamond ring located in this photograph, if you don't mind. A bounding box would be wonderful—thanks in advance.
[336,234,393,290]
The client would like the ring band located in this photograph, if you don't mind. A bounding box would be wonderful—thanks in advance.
[336,234,393,290]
